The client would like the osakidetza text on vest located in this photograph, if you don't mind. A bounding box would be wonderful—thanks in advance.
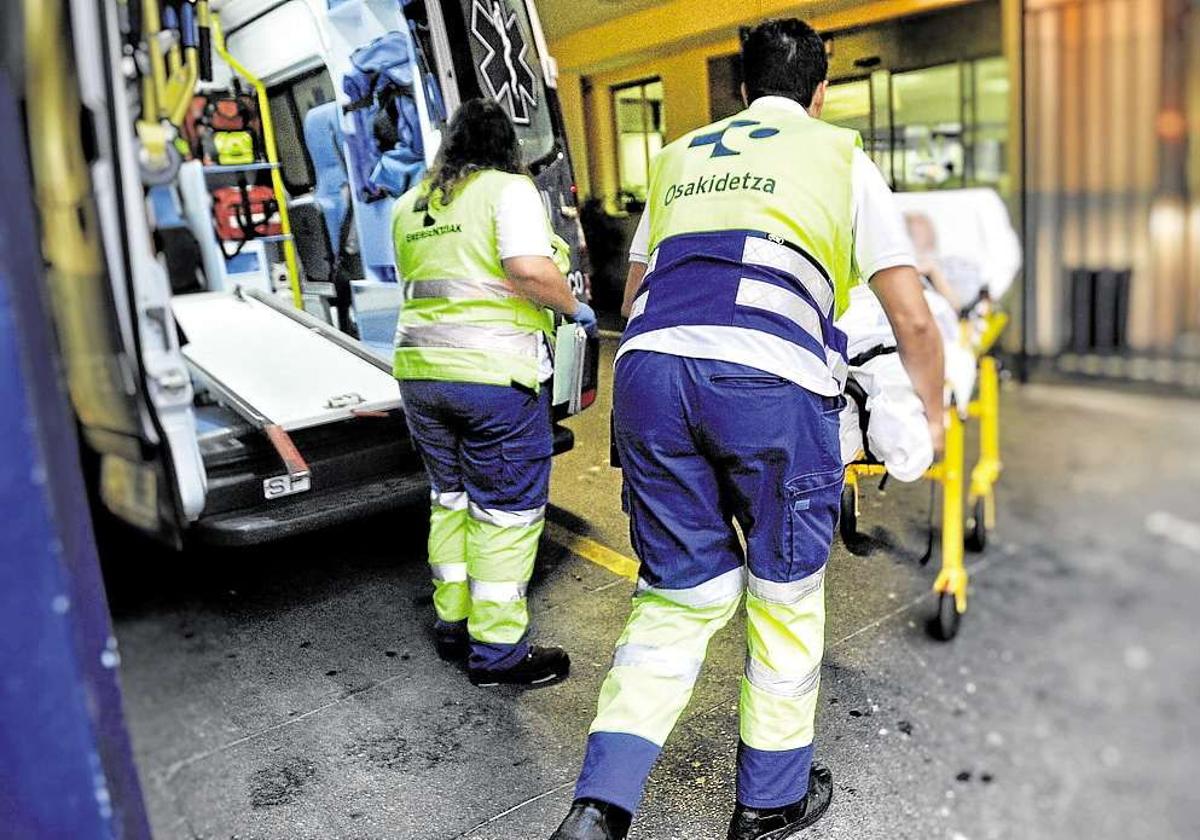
[662,171,778,205]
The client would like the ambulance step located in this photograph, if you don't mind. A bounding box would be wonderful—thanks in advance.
[192,470,430,547]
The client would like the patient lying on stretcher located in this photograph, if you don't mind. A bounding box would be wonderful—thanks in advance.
[905,211,987,315]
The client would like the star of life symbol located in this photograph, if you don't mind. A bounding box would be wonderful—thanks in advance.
[470,0,538,125]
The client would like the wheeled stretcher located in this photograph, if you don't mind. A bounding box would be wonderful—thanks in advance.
[838,189,1020,641]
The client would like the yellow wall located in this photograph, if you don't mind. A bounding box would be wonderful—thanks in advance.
[561,41,736,210]
[552,0,977,77]
[551,0,980,209]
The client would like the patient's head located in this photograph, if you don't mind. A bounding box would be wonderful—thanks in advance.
[905,212,938,254]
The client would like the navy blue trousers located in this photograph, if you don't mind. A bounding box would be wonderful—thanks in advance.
[576,351,844,812]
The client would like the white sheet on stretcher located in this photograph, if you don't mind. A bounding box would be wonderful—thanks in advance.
[835,285,978,482]
[839,355,933,482]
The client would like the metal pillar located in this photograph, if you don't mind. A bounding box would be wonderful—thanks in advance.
[0,70,151,839]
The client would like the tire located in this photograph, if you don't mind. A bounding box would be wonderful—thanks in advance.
[965,496,988,553]
[929,592,961,641]
[839,484,857,544]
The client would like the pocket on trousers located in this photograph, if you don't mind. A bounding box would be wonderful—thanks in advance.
[785,467,844,580]
[708,373,792,389]
[501,436,554,462]
[495,435,554,506]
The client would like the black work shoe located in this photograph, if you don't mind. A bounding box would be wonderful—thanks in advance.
[726,764,834,839]
[550,798,632,840]
[468,645,571,688]
[434,626,469,662]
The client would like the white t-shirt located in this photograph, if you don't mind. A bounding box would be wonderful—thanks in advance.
[628,96,915,281]
[494,177,555,381]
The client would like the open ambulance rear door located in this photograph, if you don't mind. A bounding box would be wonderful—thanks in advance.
[23,0,207,546]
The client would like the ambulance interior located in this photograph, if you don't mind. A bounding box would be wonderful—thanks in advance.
[96,0,588,540]
[161,0,447,443]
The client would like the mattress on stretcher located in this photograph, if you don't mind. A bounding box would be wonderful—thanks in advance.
[172,291,402,432]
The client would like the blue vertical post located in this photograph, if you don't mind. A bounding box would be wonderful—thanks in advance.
[0,71,152,838]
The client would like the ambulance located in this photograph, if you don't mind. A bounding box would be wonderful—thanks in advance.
[20,0,597,545]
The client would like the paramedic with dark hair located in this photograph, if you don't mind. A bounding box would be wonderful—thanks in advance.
[391,98,597,688]
[552,19,943,840]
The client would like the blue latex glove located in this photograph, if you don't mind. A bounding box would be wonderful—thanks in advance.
[570,302,598,337]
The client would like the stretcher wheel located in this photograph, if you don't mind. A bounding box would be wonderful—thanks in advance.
[930,593,961,641]
[965,497,988,553]
[839,484,857,543]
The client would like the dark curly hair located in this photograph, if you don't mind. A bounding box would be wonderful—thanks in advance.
[425,98,525,203]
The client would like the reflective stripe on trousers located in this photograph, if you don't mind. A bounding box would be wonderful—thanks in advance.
[428,488,470,623]
[635,565,745,607]
[469,501,546,528]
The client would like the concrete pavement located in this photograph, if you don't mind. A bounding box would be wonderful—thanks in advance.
[103,340,1200,839]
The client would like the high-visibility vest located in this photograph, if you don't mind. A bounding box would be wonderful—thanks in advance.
[391,170,555,389]
[619,104,862,396]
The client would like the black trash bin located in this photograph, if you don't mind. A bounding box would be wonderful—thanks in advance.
[1067,267,1132,353]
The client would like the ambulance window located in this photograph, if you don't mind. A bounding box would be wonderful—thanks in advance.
[267,68,337,196]
[456,0,556,166]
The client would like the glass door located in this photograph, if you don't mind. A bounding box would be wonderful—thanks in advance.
[613,78,665,210]
[891,63,965,190]
[970,56,1011,191]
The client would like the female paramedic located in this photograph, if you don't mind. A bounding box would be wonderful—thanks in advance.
[391,98,597,688]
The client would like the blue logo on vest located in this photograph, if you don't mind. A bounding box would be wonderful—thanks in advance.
[689,119,780,158]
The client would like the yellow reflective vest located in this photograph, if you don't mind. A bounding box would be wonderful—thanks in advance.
[391,169,556,389]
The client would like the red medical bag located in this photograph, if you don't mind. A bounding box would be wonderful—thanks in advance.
[212,185,281,241]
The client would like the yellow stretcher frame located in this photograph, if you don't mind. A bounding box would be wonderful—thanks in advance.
[841,310,1007,641]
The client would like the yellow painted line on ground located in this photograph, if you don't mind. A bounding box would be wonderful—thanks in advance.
[545,521,640,582]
